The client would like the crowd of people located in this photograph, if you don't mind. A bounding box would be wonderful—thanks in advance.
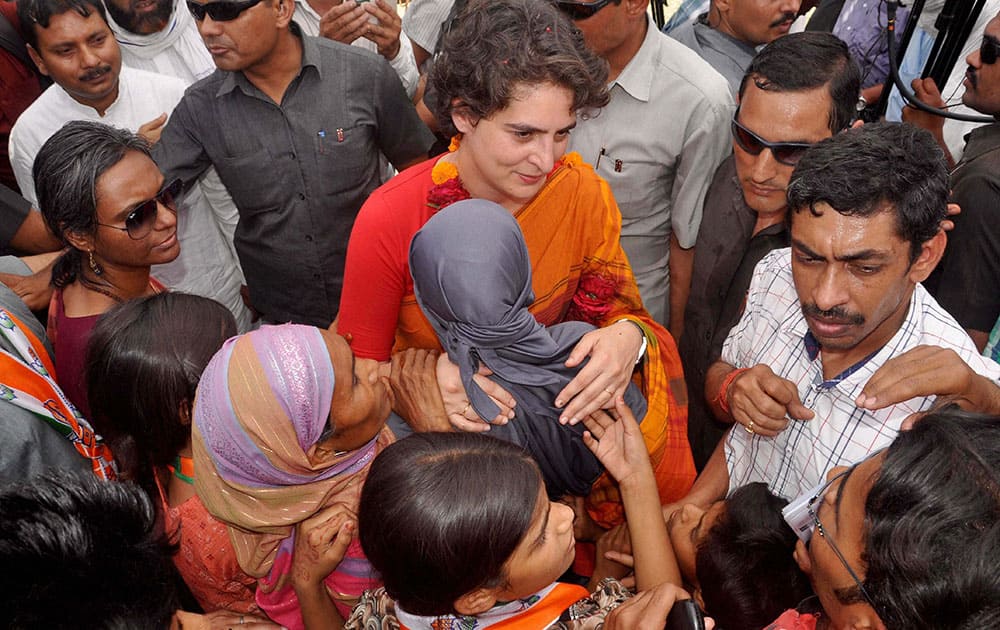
[0,0,999,627]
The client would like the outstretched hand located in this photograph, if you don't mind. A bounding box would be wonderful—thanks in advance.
[582,395,652,489]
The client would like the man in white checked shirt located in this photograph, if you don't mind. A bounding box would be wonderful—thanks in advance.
[675,122,1000,507]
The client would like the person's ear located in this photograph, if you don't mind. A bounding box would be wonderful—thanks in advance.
[178,400,192,427]
[451,100,478,135]
[793,539,812,576]
[713,0,733,16]
[63,228,95,254]
[626,0,649,18]
[907,229,946,283]
[26,44,50,77]
[453,587,499,616]
[275,0,293,28]
[851,118,864,129]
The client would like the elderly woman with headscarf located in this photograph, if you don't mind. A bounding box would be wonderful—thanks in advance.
[192,324,394,630]
[410,199,647,505]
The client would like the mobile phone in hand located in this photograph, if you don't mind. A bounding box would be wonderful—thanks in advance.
[664,599,706,630]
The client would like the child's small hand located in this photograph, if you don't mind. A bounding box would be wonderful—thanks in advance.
[582,396,653,488]
[291,503,356,591]
[588,523,634,590]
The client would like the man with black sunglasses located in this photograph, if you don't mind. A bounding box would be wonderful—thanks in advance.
[679,32,861,470]
[914,11,1000,362]
[152,0,433,328]
[564,0,733,333]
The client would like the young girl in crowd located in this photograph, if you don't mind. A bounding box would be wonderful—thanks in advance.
[85,292,258,614]
[346,396,680,629]
[34,121,178,418]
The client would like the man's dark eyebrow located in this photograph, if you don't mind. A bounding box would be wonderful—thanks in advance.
[791,238,824,259]
[834,250,890,264]
[791,239,890,265]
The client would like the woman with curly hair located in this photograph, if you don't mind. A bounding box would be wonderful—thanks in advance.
[337,0,695,529]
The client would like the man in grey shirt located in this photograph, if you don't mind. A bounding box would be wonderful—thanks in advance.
[154,0,433,327]
[670,0,800,94]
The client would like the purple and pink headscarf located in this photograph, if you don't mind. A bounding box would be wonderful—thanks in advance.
[193,324,392,626]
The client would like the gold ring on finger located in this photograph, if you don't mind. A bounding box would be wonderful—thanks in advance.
[461,402,472,416]
[745,420,755,434]
[604,387,615,397]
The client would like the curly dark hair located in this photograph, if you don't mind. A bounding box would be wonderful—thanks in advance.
[429,0,610,138]
[786,122,948,263]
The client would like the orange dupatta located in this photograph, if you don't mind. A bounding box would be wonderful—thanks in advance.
[397,155,695,527]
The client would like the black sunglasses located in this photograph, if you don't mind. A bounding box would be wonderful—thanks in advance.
[186,0,265,22]
[981,35,1000,65]
[96,179,182,240]
[731,109,814,167]
[555,0,616,20]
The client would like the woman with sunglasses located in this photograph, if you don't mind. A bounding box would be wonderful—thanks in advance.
[338,0,696,528]
[34,121,180,419]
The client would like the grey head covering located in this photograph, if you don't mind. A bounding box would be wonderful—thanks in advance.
[410,199,647,498]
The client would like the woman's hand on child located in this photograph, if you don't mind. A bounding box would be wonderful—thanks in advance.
[291,503,356,591]
[436,352,516,431]
[557,320,643,425]
[582,396,653,489]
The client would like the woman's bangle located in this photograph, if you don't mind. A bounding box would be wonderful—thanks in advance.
[716,367,749,416]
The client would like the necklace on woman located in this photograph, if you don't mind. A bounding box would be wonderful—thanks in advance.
[427,135,580,212]
[79,272,126,304]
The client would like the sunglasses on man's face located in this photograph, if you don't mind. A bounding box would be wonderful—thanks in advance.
[186,0,265,22]
[96,179,182,240]
[555,0,616,21]
[731,113,814,167]
[980,35,1000,65]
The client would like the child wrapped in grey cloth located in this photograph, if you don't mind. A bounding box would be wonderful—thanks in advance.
[409,199,647,498]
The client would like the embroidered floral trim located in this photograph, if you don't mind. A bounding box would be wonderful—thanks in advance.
[426,136,580,213]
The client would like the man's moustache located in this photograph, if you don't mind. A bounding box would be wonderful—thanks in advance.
[802,303,865,326]
[770,11,796,27]
[967,65,979,89]
[79,65,112,81]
